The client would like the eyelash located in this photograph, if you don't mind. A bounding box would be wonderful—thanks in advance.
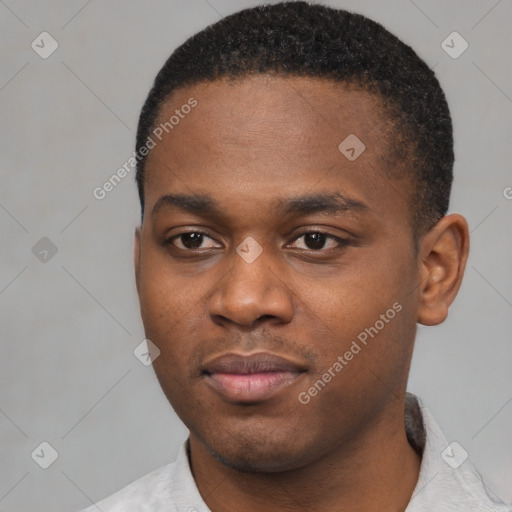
[164,230,352,253]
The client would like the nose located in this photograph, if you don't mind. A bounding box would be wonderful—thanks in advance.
[207,244,294,328]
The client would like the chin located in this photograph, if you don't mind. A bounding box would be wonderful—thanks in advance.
[210,447,306,473]
[197,427,317,473]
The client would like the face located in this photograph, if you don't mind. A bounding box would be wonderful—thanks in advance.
[135,76,423,472]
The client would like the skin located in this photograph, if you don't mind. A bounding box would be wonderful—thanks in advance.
[134,75,469,512]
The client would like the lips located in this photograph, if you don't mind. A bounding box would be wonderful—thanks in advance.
[202,352,306,403]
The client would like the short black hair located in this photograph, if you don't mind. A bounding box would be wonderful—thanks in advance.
[135,1,453,233]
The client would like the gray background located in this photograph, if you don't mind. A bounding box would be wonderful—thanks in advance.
[1,0,511,510]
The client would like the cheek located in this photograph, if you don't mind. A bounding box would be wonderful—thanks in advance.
[304,261,405,340]
[139,242,196,320]
[138,252,200,363]
[298,251,417,387]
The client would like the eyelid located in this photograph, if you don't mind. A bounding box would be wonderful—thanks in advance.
[165,229,223,250]
[164,228,353,252]
[287,230,352,250]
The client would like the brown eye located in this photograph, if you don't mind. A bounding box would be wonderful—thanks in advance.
[166,232,221,250]
[290,231,349,251]
[303,233,328,250]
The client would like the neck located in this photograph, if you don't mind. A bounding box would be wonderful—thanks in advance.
[189,401,422,512]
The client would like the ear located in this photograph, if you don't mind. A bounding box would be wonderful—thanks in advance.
[417,214,470,326]
[134,226,142,298]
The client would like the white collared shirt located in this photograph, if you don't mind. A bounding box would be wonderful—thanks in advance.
[80,394,510,511]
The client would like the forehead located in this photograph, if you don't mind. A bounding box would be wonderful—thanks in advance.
[144,76,411,228]
[154,75,388,158]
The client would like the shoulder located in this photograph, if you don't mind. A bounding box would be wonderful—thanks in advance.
[407,394,511,512]
[78,462,175,512]
[78,439,208,512]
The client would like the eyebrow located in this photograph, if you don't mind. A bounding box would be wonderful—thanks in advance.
[151,192,368,219]
[152,194,222,218]
[275,192,368,217]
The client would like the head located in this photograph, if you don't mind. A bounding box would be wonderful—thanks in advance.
[133,2,469,472]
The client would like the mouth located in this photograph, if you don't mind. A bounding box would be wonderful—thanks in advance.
[202,352,307,403]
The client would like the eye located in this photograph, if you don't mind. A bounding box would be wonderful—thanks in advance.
[166,231,221,250]
[289,231,350,251]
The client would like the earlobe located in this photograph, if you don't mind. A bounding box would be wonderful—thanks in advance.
[134,226,142,297]
[417,214,470,326]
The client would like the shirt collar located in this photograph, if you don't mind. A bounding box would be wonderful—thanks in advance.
[168,393,509,512]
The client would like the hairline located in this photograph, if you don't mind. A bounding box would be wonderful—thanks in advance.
[138,73,427,245]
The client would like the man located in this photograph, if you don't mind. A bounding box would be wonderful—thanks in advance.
[82,2,510,511]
